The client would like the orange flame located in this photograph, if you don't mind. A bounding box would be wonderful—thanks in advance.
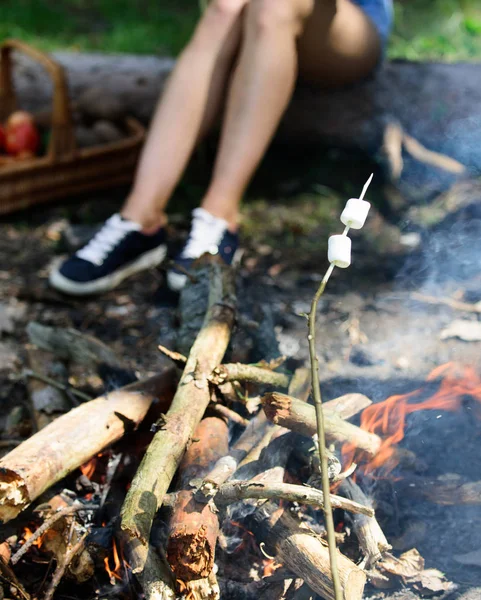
[22,526,43,548]
[80,452,104,480]
[104,539,122,583]
[80,457,98,480]
[343,363,481,477]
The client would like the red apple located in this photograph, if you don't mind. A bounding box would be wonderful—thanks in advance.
[5,111,40,157]
[0,125,5,152]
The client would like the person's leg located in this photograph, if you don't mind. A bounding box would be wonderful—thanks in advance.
[297,0,382,86]
[121,0,246,231]
[49,0,247,295]
[200,0,315,230]
[199,0,382,230]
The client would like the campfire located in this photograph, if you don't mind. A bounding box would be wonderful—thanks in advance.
[0,189,476,600]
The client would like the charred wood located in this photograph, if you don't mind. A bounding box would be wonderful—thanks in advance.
[0,367,175,523]
[250,503,366,600]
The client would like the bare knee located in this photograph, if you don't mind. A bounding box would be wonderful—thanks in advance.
[249,0,314,36]
[187,0,245,49]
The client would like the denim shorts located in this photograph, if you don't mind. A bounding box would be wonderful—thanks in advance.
[350,0,394,48]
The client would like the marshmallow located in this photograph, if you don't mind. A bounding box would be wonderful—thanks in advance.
[328,235,351,268]
[340,198,371,230]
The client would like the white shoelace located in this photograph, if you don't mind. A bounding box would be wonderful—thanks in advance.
[180,208,228,259]
[76,214,141,266]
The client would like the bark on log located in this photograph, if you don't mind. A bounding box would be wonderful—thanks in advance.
[209,363,290,389]
[195,411,271,501]
[120,264,236,545]
[215,480,374,516]
[0,367,175,523]
[251,503,366,600]
[337,479,391,568]
[323,393,372,420]
[12,53,481,178]
[262,392,381,458]
[122,535,176,600]
[167,417,229,582]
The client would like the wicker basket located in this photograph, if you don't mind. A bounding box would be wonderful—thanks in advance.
[0,39,146,216]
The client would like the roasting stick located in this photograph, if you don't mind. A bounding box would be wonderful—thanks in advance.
[307,174,373,600]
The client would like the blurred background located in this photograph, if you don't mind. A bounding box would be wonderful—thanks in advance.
[1,0,480,60]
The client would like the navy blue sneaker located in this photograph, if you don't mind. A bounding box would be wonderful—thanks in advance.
[49,214,167,295]
[167,208,239,291]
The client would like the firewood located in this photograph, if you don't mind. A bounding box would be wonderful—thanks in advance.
[121,263,236,546]
[215,481,374,516]
[287,367,311,402]
[323,393,372,420]
[167,417,229,582]
[0,367,175,523]
[197,368,313,503]
[337,479,391,567]
[262,392,381,458]
[210,363,290,389]
[195,411,271,502]
[251,503,366,600]
[121,535,176,600]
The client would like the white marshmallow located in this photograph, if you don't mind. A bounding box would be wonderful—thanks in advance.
[328,235,351,268]
[340,198,371,230]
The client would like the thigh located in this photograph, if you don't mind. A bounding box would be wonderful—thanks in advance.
[297,0,382,87]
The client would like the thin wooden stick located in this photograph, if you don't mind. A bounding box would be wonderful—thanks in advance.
[214,481,374,516]
[210,363,290,388]
[11,504,95,565]
[42,533,88,600]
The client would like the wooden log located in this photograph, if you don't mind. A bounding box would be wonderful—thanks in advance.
[337,479,391,567]
[323,393,372,420]
[167,417,229,582]
[195,411,271,501]
[120,264,236,545]
[251,503,366,600]
[13,53,481,180]
[215,481,374,517]
[210,363,290,389]
[0,367,175,523]
[262,392,381,458]
[122,535,176,600]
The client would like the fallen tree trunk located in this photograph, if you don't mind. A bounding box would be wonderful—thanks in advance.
[121,263,236,545]
[262,392,381,458]
[12,53,481,177]
[0,367,175,523]
[251,503,366,600]
[167,417,229,583]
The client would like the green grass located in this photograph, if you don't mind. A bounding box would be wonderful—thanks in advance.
[0,0,198,56]
[0,0,480,60]
[388,0,481,61]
